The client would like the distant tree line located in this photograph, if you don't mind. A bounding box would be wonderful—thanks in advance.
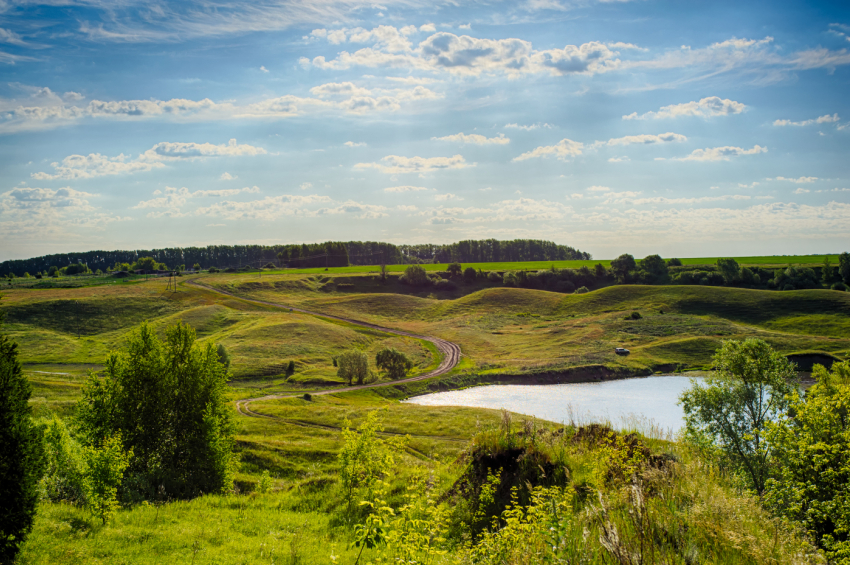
[0,239,590,277]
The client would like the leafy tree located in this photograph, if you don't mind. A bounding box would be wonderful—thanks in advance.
[193,263,201,271]
[83,434,131,524]
[639,254,668,283]
[821,256,835,284]
[76,322,235,500]
[64,263,89,275]
[764,361,850,560]
[463,266,477,283]
[337,350,371,385]
[679,338,797,494]
[401,264,429,287]
[379,263,388,284]
[47,266,58,277]
[0,306,45,564]
[375,348,413,380]
[717,258,741,283]
[610,254,636,284]
[840,252,850,284]
[594,263,607,278]
[447,262,462,277]
[667,258,683,266]
[40,416,87,504]
[131,257,159,272]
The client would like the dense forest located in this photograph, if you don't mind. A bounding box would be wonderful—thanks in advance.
[0,239,590,276]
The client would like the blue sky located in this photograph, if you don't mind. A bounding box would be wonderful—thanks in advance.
[1,0,849,260]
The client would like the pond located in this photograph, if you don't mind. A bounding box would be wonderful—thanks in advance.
[405,375,704,435]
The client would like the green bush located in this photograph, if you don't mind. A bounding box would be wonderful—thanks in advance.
[831,282,848,291]
[434,279,457,291]
[463,267,477,283]
[76,322,235,500]
[375,347,413,380]
[40,417,87,504]
[575,286,589,294]
[83,435,131,524]
[487,271,502,283]
[400,265,429,287]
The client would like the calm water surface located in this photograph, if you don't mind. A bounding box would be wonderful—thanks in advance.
[405,375,703,433]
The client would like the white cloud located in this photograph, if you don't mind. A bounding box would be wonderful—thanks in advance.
[608,156,629,162]
[31,139,266,180]
[306,29,622,77]
[384,185,429,192]
[260,66,269,73]
[769,176,818,183]
[623,97,746,120]
[299,182,313,190]
[586,185,611,192]
[1,83,441,133]
[504,123,552,131]
[668,145,768,162]
[220,172,237,180]
[344,141,367,147]
[773,113,840,126]
[479,187,492,192]
[738,182,760,188]
[397,204,418,211]
[815,187,850,193]
[605,132,687,146]
[434,193,463,201]
[793,188,810,194]
[432,132,509,145]
[513,138,583,161]
[419,24,436,32]
[355,154,472,174]
[133,185,260,217]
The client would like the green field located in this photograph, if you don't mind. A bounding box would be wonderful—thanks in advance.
[5,272,846,563]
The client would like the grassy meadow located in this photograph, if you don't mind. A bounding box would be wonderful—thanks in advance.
[3,266,847,563]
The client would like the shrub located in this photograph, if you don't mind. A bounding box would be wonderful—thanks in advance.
[83,434,131,524]
[503,272,518,287]
[216,343,231,370]
[287,360,295,374]
[463,267,477,283]
[487,271,502,283]
[337,349,371,385]
[302,393,311,401]
[76,322,235,500]
[40,416,87,504]
[0,322,45,563]
[831,282,848,291]
[375,347,413,380]
[208,267,220,273]
[447,262,462,277]
[434,279,457,291]
[575,286,589,294]
[400,265,429,286]
[667,258,683,266]
[625,311,641,320]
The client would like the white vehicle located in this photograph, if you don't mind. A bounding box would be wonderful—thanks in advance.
[614,347,630,355]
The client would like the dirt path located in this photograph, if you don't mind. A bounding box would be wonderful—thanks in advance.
[186,279,462,418]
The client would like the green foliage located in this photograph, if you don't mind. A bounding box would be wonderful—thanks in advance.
[400,264,429,287]
[447,262,462,277]
[667,258,683,266]
[717,258,741,283]
[575,286,589,294]
[639,254,668,283]
[764,361,850,561]
[375,347,413,380]
[256,470,273,494]
[338,412,406,512]
[83,434,131,524]
[76,322,235,500]
[287,360,295,374]
[611,253,636,283]
[463,266,477,283]
[216,343,231,370]
[131,257,164,272]
[337,349,371,385]
[832,282,849,291]
[679,338,797,494]
[63,263,90,276]
[40,416,87,504]
[625,311,642,320]
[0,313,45,564]
[840,251,850,284]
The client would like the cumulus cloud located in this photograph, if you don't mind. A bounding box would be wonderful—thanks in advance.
[304,27,622,78]
[773,113,840,126]
[793,188,810,194]
[608,156,630,162]
[434,193,462,201]
[355,154,472,174]
[384,185,430,192]
[31,139,266,180]
[299,182,313,190]
[192,194,388,221]
[432,132,509,145]
[220,172,237,180]
[133,185,261,217]
[513,138,583,161]
[344,141,367,147]
[667,145,768,162]
[623,97,746,120]
[418,197,571,225]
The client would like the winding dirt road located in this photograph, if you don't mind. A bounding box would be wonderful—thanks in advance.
[186,279,462,418]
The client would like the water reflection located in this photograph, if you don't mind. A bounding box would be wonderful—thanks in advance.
[405,375,703,435]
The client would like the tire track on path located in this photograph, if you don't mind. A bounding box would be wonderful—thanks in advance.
[186,279,462,418]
